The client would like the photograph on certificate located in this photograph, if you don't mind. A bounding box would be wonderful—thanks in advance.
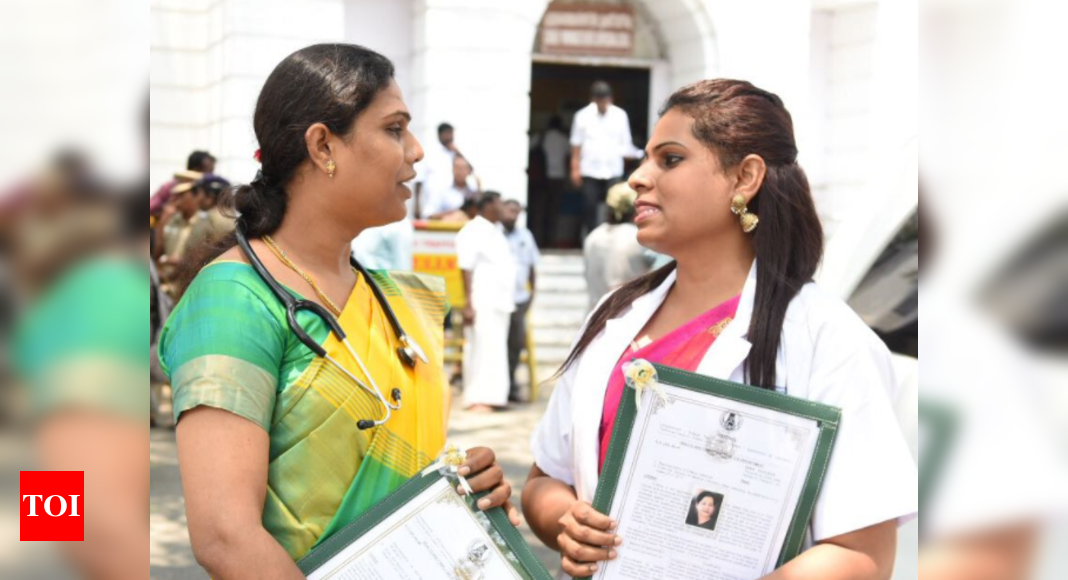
[588,363,839,580]
[683,488,726,532]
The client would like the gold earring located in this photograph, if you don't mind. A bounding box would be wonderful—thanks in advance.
[326,159,336,178]
[730,194,759,233]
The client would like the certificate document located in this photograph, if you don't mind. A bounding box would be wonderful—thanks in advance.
[585,363,840,580]
[298,471,552,580]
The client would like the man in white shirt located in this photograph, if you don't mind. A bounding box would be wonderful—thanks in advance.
[570,81,641,235]
[456,192,517,411]
[421,155,478,219]
[501,199,540,403]
[414,122,457,218]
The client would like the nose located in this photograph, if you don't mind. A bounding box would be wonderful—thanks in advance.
[628,165,652,193]
[408,133,425,165]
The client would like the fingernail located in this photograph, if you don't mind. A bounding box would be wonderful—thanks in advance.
[589,565,598,572]
[609,550,617,559]
[456,485,465,495]
[477,498,490,510]
[458,466,471,476]
[614,536,622,546]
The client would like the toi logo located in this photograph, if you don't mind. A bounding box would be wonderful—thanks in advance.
[20,471,84,541]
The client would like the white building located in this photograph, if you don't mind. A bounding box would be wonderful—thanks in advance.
[150,2,923,577]
[151,0,917,290]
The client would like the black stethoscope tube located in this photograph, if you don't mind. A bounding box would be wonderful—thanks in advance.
[234,226,417,366]
[234,225,420,429]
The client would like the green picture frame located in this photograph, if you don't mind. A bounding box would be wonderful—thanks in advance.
[297,469,553,580]
[581,363,842,579]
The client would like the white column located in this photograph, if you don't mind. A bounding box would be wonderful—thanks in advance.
[150,0,345,189]
[408,0,549,206]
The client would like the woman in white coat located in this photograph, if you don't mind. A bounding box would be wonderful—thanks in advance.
[523,79,916,579]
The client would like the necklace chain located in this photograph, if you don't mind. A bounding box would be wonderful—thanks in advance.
[262,235,345,317]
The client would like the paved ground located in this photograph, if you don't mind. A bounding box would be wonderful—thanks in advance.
[149,396,560,579]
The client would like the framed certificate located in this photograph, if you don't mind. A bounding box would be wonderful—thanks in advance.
[582,363,841,580]
[297,470,553,580]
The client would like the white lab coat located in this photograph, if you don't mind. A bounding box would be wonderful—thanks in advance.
[532,261,917,561]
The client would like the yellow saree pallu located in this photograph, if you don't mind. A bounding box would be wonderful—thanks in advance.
[160,262,449,561]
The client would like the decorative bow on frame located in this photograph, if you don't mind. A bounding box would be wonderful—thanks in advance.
[623,359,668,412]
[421,443,474,496]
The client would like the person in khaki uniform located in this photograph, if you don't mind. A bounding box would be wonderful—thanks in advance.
[153,171,204,290]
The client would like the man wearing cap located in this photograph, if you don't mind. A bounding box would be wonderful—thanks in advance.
[583,182,655,309]
[570,80,641,236]
[152,170,205,288]
[149,150,217,219]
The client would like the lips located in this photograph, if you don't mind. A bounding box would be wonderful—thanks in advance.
[634,198,661,223]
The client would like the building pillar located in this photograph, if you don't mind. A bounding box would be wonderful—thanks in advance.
[408,0,550,206]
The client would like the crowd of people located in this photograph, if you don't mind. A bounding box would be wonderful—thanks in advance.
[148,151,237,425]
[147,76,659,420]
[147,141,548,420]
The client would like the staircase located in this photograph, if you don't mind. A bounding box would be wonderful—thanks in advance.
[529,250,589,397]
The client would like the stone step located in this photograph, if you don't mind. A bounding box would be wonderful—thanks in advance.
[528,326,579,348]
[530,251,586,384]
[537,254,585,276]
[538,264,585,277]
[530,310,588,330]
[536,274,587,293]
[532,291,590,309]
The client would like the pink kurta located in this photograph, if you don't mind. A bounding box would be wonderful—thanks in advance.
[598,295,741,472]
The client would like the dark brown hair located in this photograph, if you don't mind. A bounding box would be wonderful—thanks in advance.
[557,79,823,389]
[174,43,395,297]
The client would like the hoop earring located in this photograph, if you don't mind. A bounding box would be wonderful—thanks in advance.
[730,194,759,233]
[326,159,336,178]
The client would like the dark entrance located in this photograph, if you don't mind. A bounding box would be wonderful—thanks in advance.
[527,62,650,248]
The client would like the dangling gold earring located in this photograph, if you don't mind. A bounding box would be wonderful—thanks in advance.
[326,159,336,178]
[730,194,759,233]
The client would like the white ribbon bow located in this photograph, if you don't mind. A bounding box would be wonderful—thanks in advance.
[421,443,474,496]
[623,358,667,412]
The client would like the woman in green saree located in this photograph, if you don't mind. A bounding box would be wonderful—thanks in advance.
[158,44,516,579]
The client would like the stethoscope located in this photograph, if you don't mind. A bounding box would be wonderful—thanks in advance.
[235,226,428,430]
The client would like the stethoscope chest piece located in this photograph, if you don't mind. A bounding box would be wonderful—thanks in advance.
[398,347,416,369]
[399,334,428,367]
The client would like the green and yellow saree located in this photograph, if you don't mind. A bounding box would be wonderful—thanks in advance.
[158,260,449,560]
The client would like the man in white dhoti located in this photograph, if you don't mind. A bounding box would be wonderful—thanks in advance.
[456,191,517,411]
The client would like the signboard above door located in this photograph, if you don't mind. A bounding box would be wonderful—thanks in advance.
[538,2,636,58]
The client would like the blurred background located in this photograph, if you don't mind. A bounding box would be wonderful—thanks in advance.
[0,0,1064,578]
[1,0,148,578]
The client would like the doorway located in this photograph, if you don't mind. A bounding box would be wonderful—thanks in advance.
[527,62,650,248]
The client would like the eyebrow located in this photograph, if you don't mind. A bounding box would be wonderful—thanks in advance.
[653,141,686,151]
[385,110,412,121]
[644,140,687,157]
